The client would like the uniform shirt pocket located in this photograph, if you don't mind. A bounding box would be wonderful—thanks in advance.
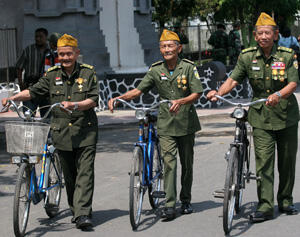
[50,87,65,103]
[249,70,264,92]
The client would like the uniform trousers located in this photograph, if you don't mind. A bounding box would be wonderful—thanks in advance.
[159,133,195,208]
[58,144,96,219]
[253,124,298,214]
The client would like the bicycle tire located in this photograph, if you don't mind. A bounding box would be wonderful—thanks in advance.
[223,146,239,235]
[129,146,144,230]
[235,144,246,214]
[13,162,31,237]
[148,143,163,209]
[45,149,62,218]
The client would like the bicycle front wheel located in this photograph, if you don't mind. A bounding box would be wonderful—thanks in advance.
[148,144,163,209]
[13,162,31,237]
[129,146,144,230]
[45,149,63,218]
[223,146,239,235]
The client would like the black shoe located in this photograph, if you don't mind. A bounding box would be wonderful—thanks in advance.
[75,215,93,229]
[71,216,76,223]
[161,207,176,220]
[249,211,273,223]
[279,205,299,215]
[181,202,193,214]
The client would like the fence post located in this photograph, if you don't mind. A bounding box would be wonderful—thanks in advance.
[198,24,202,66]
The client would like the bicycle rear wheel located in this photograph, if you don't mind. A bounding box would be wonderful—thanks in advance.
[13,162,31,237]
[129,146,144,230]
[223,146,239,235]
[148,144,163,209]
[45,149,63,218]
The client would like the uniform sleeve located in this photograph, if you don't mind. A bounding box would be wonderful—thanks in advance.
[230,54,248,84]
[286,54,299,83]
[189,65,203,93]
[137,69,155,94]
[29,75,50,99]
[86,71,99,103]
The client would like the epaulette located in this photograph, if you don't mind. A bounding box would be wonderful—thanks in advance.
[241,47,257,54]
[278,46,293,53]
[151,61,163,67]
[182,58,195,64]
[80,63,94,69]
[47,65,60,72]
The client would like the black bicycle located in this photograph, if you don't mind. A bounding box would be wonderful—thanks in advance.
[214,95,267,235]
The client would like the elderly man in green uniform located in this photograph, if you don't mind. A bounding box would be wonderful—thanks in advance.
[208,23,229,65]
[2,34,99,229]
[108,29,203,220]
[207,12,299,223]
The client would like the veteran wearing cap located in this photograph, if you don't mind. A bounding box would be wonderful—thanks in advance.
[108,29,203,220]
[207,12,299,223]
[2,34,99,229]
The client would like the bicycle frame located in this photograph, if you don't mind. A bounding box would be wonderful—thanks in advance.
[135,116,160,189]
[28,143,62,205]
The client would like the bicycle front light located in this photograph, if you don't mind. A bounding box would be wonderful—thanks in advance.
[135,109,146,120]
[232,108,245,119]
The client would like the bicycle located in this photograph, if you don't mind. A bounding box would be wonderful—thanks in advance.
[213,95,267,235]
[113,98,170,230]
[2,100,71,237]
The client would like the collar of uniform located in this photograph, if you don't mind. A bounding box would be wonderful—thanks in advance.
[61,61,80,79]
[256,43,277,59]
[163,58,183,80]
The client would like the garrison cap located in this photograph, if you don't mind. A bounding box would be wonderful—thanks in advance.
[57,34,78,47]
[160,29,180,42]
[255,12,276,26]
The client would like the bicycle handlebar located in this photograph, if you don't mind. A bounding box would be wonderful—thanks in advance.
[215,95,268,107]
[114,98,171,111]
[1,100,72,121]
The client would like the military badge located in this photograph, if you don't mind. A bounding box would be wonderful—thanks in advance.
[55,77,63,85]
[75,78,86,91]
[252,60,257,64]
[272,62,285,81]
[293,60,299,70]
[193,66,200,79]
[160,73,168,80]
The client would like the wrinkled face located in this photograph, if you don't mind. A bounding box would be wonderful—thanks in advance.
[35,31,47,46]
[159,40,182,61]
[254,25,279,49]
[57,46,79,69]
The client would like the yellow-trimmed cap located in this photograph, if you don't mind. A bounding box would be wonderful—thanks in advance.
[160,29,180,42]
[57,34,78,47]
[255,12,276,26]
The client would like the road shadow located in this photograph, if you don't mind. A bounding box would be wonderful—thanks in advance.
[0,169,17,197]
[191,200,223,213]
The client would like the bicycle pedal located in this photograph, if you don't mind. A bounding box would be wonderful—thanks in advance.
[152,191,166,198]
[213,190,224,199]
[248,175,261,180]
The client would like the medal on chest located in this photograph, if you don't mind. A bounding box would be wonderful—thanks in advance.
[75,78,87,91]
[271,62,285,82]
[177,75,187,91]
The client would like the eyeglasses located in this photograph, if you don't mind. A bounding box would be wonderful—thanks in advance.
[159,44,177,49]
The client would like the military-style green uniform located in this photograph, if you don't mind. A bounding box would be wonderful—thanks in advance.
[208,29,229,65]
[230,45,299,214]
[137,58,203,207]
[29,62,99,219]
[228,29,241,65]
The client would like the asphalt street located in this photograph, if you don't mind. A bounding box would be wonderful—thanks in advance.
[1,125,300,237]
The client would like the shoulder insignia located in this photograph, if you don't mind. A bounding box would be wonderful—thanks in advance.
[182,58,195,64]
[47,65,60,72]
[151,61,163,67]
[242,47,257,54]
[80,63,94,69]
[278,46,293,53]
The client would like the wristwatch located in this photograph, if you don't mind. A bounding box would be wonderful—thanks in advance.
[275,91,282,98]
[73,102,78,111]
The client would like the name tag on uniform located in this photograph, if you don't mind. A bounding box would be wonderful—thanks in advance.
[161,76,168,80]
[55,81,63,85]
[252,66,260,71]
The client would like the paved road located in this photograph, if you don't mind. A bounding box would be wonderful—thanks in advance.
[1,126,300,237]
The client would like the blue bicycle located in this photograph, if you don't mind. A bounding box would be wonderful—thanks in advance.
[2,101,70,237]
[114,99,170,230]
